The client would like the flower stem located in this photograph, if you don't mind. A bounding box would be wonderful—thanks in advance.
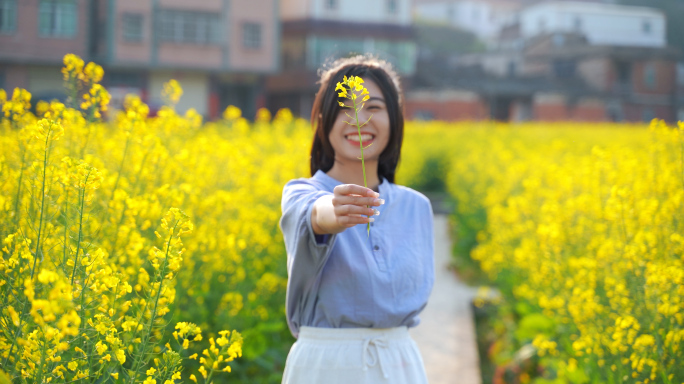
[128,221,177,383]
[351,95,370,236]
[71,178,88,286]
[30,133,51,280]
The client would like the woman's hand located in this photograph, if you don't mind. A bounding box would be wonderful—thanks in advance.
[312,184,384,235]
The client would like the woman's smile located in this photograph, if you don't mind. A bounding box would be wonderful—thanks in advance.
[345,132,375,146]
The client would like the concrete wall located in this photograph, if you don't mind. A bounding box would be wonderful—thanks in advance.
[281,0,412,25]
[149,71,210,115]
[577,58,610,91]
[632,60,676,95]
[110,0,278,72]
[0,0,89,64]
[229,0,278,72]
[415,1,521,42]
[27,66,65,95]
[458,51,523,77]
[0,66,29,91]
[114,0,153,64]
[520,1,666,47]
[281,0,310,20]
[405,90,488,121]
[533,93,609,121]
[402,87,679,122]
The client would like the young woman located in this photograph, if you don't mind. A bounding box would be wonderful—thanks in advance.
[279,55,434,383]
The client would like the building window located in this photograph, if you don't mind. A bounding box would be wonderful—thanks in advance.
[39,0,77,37]
[642,108,655,122]
[0,0,16,34]
[644,63,657,89]
[553,59,576,79]
[573,16,582,31]
[387,0,398,14]
[642,20,651,34]
[242,22,261,49]
[538,18,546,32]
[157,10,221,44]
[446,4,455,20]
[552,33,565,47]
[414,110,435,121]
[122,13,143,42]
[507,61,517,77]
[325,0,337,10]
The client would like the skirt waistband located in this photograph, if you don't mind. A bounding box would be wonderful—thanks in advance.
[298,325,409,341]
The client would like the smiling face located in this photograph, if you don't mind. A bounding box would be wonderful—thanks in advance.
[328,78,390,165]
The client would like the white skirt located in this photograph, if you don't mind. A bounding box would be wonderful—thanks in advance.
[281,326,429,384]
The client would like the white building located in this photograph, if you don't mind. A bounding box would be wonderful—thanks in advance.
[282,0,413,25]
[414,0,526,45]
[518,1,666,47]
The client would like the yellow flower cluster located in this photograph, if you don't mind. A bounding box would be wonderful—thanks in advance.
[162,79,183,106]
[335,75,370,107]
[398,120,684,383]
[1,88,32,125]
[58,53,110,120]
[0,54,292,383]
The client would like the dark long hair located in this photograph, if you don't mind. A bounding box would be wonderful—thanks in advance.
[310,55,404,183]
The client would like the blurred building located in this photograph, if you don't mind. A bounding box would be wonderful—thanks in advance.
[407,0,681,122]
[0,0,279,119]
[266,0,417,118]
[414,0,530,47]
[511,1,666,48]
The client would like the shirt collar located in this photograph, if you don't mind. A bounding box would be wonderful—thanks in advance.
[313,170,391,198]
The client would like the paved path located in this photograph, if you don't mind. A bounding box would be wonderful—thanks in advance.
[410,213,482,384]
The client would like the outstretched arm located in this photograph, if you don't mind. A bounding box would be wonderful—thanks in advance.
[312,184,383,235]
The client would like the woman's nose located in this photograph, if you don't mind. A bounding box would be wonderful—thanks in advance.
[357,108,372,124]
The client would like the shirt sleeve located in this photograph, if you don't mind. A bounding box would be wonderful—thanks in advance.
[279,178,339,337]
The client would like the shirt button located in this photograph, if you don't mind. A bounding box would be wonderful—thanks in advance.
[373,245,380,251]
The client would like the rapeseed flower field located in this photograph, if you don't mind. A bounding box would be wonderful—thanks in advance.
[1,55,293,383]
[399,122,684,384]
[1,54,682,383]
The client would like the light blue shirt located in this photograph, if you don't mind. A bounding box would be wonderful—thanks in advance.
[279,170,435,338]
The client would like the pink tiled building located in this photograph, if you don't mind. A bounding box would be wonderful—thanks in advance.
[0,0,279,119]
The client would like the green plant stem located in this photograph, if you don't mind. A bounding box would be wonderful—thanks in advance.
[2,131,53,373]
[11,144,27,234]
[71,183,87,285]
[351,95,370,236]
[62,184,69,268]
[103,133,131,226]
[128,221,177,383]
[30,133,51,280]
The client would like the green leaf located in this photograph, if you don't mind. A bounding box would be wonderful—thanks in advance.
[0,369,11,384]
[515,313,555,342]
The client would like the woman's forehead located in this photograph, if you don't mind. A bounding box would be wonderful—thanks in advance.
[363,80,385,100]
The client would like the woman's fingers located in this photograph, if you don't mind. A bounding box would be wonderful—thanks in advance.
[333,184,378,198]
[334,204,378,217]
[332,194,384,208]
[338,214,375,227]
[331,184,383,227]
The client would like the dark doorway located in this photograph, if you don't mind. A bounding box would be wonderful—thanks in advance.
[489,96,514,121]
[220,84,257,121]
